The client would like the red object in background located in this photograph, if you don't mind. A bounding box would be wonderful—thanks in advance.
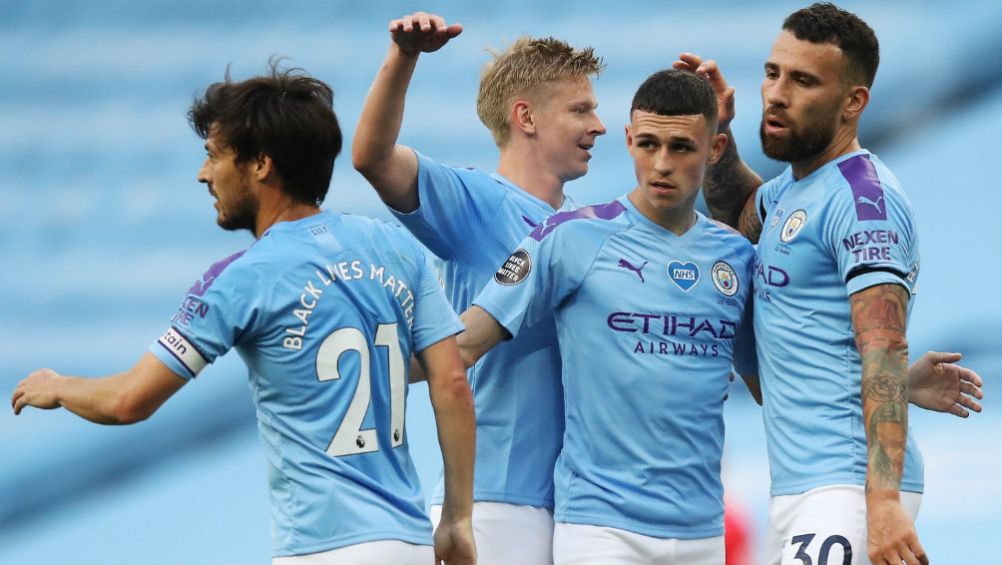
[725,498,752,565]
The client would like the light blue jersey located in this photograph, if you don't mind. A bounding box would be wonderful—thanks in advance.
[753,150,924,496]
[474,195,756,539]
[149,211,463,557]
[390,150,577,508]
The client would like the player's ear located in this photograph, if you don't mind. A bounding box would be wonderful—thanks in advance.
[707,132,728,165]
[624,124,633,150]
[511,99,535,137]
[842,85,869,122]
[253,153,274,182]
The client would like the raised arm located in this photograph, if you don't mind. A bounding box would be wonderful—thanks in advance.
[849,283,927,565]
[416,335,477,565]
[673,53,764,241]
[11,352,186,424]
[351,12,463,213]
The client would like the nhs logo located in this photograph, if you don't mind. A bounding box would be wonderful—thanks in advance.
[667,261,700,292]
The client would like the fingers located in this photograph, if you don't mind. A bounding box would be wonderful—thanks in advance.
[924,350,962,365]
[955,365,984,390]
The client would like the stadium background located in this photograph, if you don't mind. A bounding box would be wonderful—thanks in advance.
[2,1,1000,563]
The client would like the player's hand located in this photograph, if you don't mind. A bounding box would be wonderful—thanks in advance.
[867,497,928,565]
[908,351,983,417]
[390,12,463,55]
[433,516,476,565]
[11,368,64,414]
[672,53,735,132]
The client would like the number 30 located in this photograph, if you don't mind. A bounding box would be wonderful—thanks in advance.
[316,323,406,457]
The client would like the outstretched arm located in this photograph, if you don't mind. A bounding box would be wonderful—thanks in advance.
[908,351,983,417]
[455,306,509,369]
[352,12,463,213]
[673,53,764,241]
[418,336,477,565]
[850,283,927,565]
[11,352,186,424]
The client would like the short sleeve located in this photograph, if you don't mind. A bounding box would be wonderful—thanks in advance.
[473,223,593,338]
[823,159,918,296]
[410,245,464,353]
[389,150,505,260]
[149,252,255,379]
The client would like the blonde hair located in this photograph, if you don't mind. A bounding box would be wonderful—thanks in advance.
[476,36,605,148]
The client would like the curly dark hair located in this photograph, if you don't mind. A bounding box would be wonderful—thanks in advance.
[783,3,880,88]
[189,59,343,205]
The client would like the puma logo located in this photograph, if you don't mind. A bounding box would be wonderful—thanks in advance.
[618,259,648,283]
[856,194,884,213]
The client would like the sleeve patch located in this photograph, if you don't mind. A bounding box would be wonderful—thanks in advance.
[838,155,887,221]
[494,249,532,285]
[157,327,209,376]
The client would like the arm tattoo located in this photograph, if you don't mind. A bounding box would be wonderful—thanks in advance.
[703,129,763,241]
[850,284,910,495]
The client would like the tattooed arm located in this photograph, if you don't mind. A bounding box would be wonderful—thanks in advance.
[849,283,928,565]
[704,129,765,242]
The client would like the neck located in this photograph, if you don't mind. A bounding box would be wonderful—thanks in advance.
[627,191,697,236]
[496,146,566,210]
[791,127,861,180]
[254,198,321,238]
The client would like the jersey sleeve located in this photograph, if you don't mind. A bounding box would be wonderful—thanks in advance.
[149,253,256,379]
[410,244,464,353]
[823,163,919,296]
[473,222,594,338]
[388,150,505,260]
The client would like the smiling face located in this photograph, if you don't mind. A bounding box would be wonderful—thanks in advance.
[197,126,259,233]
[531,76,607,183]
[626,109,725,230]
[759,30,850,164]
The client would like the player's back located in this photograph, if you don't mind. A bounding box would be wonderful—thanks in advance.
[165,211,458,556]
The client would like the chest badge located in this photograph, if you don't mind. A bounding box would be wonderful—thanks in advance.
[780,209,808,243]
[667,261,700,291]
[711,261,739,296]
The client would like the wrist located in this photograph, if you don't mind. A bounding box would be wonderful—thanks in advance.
[391,42,421,58]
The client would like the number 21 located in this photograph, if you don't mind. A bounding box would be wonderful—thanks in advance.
[316,323,406,457]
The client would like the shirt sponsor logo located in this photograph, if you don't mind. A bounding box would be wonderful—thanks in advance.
[780,209,807,243]
[667,261,700,291]
[711,261,739,297]
[494,249,532,285]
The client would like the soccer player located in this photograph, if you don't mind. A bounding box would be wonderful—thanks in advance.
[12,63,477,565]
[352,12,605,564]
[456,68,755,565]
[673,4,984,564]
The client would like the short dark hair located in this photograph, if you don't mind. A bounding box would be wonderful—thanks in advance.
[189,60,343,206]
[631,69,717,126]
[783,2,879,88]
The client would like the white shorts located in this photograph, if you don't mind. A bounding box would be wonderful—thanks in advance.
[431,501,554,565]
[552,523,724,565]
[766,484,922,565]
[272,540,433,565]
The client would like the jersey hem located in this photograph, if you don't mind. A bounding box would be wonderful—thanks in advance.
[272,531,432,558]
[430,490,554,509]
[555,512,722,540]
[770,476,925,496]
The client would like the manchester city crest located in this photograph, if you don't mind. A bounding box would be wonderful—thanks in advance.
[780,209,807,242]
[711,261,739,296]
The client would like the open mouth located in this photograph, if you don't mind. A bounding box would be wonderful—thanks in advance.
[764,113,789,135]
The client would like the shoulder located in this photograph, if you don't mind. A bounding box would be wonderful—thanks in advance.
[823,152,914,220]
[186,249,252,298]
[703,216,756,266]
[528,199,630,243]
